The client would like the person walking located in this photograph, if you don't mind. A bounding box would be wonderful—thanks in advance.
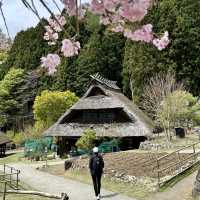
[89,147,104,200]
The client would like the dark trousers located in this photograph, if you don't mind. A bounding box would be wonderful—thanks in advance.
[91,173,102,197]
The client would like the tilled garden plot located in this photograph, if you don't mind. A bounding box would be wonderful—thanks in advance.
[71,151,192,178]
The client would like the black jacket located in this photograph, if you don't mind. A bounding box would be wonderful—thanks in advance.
[89,153,104,175]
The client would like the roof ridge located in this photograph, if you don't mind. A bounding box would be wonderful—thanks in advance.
[90,73,120,90]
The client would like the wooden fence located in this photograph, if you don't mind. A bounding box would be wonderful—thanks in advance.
[0,164,69,200]
[0,164,20,190]
[156,142,200,187]
[0,164,20,200]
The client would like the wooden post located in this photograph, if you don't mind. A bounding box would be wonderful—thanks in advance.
[16,170,19,190]
[10,167,12,185]
[193,144,196,162]
[3,164,6,182]
[3,181,7,200]
[177,151,182,167]
[157,159,160,188]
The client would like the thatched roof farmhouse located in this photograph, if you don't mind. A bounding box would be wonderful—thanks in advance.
[0,133,11,156]
[45,73,154,155]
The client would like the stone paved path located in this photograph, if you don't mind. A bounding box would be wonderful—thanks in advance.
[1,163,136,200]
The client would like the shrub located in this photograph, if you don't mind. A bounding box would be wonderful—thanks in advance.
[6,131,26,146]
[33,90,79,128]
[157,90,197,141]
[76,129,97,152]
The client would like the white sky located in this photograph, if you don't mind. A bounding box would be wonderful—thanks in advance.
[0,0,88,38]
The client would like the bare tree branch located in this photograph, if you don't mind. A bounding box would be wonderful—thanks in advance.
[141,71,184,119]
[21,0,42,21]
[52,0,62,13]
[0,1,11,40]
[39,0,63,28]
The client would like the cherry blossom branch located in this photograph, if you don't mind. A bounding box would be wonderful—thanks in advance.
[0,1,11,40]
[52,0,62,13]
[21,0,42,21]
[39,0,63,29]
[75,0,79,34]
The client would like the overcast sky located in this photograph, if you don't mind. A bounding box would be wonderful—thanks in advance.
[0,0,67,38]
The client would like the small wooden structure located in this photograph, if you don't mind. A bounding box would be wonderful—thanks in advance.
[0,133,11,157]
[44,73,154,156]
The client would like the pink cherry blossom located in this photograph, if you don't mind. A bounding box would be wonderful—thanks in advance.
[124,29,134,39]
[124,24,153,43]
[111,13,124,24]
[41,54,61,75]
[100,15,110,25]
[119,0,151,22]
[43,26,58,45]
[153,31,170,50]
[61,0,77,16]
[43,15,67,45]
[61,39,81,57]
[111,24,124,33]
[78,8,86,20]
[90,0,105,15]
[103,0,120,12]
[48,15,66,32]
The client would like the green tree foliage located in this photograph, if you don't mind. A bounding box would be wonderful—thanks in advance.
[0,13,125,97]
[1,20,48,76]
[52,13,125,96]
[0,68,25,126]
[0,51,8,64]
[123,0,200,101]
[76,129,97,152]
[74,31,125,96]
[157,90,198,141]
[33,90,79,128]
[192,104,200,125]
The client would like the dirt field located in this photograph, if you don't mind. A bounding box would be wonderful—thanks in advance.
[70,151,193,178]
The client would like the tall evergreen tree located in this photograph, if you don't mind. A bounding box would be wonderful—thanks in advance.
[123,0,200,102]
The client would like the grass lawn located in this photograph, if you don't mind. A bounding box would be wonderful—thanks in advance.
[41,164,154,200]
[150,133,200,152]
[66,169,153,200]
[0,152,23,165]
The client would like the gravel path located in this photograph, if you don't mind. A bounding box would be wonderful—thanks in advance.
[1,163,136,200]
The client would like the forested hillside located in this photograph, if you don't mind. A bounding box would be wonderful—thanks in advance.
[0,13,125,96]
[0,0,199,129]
[123,0,200,102]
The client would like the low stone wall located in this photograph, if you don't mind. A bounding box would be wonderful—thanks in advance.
[139,140,174,150]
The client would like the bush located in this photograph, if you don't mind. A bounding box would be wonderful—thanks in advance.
[0,68,25,126]
[6,131,26,146]
[33,90,79,128]
[76,129,97,152]
[157,90,197,141]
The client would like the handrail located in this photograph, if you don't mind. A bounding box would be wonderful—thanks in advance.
[157,142,200,161]
[0,172,19,176]
[156,142,200,187]
[4,164,19,172]
[158,152,199,173]
[1,164,20,190]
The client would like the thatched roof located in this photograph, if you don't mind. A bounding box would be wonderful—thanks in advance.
[0,133,11,145]
[44,73,154,138]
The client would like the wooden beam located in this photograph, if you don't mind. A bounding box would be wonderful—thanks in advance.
[1,190,69,200]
